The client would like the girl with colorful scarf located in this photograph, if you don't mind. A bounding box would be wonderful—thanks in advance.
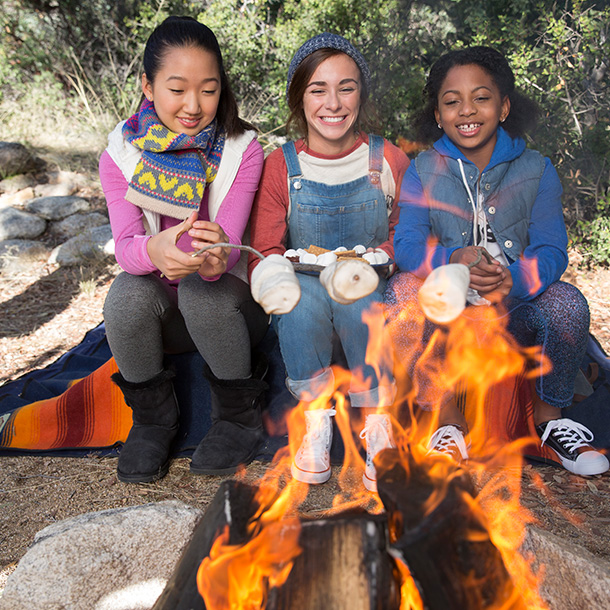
[100,16,269,483]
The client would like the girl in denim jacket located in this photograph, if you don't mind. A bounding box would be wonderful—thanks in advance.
[249,34,409,491]
[386,46,608,477]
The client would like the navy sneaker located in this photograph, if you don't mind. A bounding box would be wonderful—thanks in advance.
[536,418,609,476]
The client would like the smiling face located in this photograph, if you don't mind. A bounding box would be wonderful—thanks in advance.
[435,63,510,171]
[301,53,362,155]
[142,45,221,136]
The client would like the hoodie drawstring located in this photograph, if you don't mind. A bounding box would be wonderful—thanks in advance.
[458,159,479,248]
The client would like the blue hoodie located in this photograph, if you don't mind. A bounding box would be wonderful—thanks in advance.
[393,127,568,301]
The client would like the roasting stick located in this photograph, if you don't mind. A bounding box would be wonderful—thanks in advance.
[467,246,494,268]
[160,243,264,278]
[191,242,265,260]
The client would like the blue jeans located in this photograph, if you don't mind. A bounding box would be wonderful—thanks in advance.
[274,136,395,407]
[274,274,394,407]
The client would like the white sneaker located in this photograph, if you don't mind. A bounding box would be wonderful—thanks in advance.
[359,414,395,493]
[427,424,470,463]
[291,409,336,484]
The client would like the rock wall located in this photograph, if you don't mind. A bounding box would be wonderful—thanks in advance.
[0,142,114,271]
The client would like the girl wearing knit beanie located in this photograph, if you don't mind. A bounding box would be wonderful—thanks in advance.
[249,33,410,492]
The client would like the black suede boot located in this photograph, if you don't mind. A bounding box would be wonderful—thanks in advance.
[190,355,268,475]
[111,369,179,483]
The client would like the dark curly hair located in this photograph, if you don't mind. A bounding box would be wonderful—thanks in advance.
[143,16,254,137]
[416,46,538,143]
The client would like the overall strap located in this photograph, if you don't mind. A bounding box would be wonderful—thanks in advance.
[368,134,384,185]
[281,141,304,190]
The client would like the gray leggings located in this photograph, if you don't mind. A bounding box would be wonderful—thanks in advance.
[103,272,269,383]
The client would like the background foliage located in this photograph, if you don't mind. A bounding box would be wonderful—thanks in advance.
[1,0,608,264]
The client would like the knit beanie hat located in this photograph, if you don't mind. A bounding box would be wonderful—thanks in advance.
[286,32,371,99]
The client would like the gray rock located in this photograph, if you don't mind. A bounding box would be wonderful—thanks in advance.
[50,212,109,238]
[48,224,114,265]
[0,501,202,610]
[0,142,44,179]
[0,207,46,241]
[46,170,92,190]
[26,195,90,220]
[0,173,36,195]
[0,239,49,269]
[518,525,610,609]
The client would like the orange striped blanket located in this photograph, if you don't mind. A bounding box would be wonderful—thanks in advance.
[0,354,554,461]
[0,358,132,451]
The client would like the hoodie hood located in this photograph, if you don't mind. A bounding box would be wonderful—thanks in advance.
[433,126,526,172]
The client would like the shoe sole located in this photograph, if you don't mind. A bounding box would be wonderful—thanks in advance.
[557,453,610,476]
[362,472,377,493]
[117,460,170,484]
[190,464,240,476]
[291,463,331,484]
[190,445,260,476]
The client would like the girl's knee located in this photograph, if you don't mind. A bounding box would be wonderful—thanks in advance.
[104,273,173,326]
[385,272,421,306]
[539,281,590,327]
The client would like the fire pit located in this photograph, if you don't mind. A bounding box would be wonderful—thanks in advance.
[153,280,551,610]
[153,444,542,609]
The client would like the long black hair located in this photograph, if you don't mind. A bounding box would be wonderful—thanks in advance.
[416,46,538,143]
[143,16,253,136]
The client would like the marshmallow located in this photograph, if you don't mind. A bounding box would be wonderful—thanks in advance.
[316,251,338,267]
[320,259,379,304]
[417,264,470,324]
[300,251,317,264]
[250,254,301,314]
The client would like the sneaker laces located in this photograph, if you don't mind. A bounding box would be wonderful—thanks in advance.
[298,409,336,459]
[359,415,394,468]
[428,425,469,461]
[539,419,595,453]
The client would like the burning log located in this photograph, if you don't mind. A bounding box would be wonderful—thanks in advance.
[268,511,400,610]
[375,447,528,610]
[153,481,259,610]
[153,480,400,610]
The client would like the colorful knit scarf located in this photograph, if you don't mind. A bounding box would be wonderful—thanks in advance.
[122,100,225,219]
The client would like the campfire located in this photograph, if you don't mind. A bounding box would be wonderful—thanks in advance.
[153,292,549,610]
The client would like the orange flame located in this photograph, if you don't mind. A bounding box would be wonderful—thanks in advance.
[394,559,425,610]
[197,518,301,610]
[197,420,308,608]
[198,254,551,607]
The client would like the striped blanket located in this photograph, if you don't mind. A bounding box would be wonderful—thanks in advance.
[3,325,606,461]
[1,357,131,451]
[0,349,557,462]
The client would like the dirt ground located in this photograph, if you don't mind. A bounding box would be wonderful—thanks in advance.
[1,178,610,592]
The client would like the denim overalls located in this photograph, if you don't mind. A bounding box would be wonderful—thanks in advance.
[274,136,395,407]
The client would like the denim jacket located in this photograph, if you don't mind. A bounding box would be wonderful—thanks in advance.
[394,127,568,300]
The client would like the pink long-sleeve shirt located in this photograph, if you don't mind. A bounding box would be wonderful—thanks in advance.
[99,138,264,288]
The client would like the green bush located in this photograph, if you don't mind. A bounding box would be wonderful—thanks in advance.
[0,0,608,265]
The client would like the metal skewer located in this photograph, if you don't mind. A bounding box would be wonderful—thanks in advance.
[191,242,265,260]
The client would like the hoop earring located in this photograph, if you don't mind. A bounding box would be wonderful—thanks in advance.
[500,117,506,123]
[437,123,442,129]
